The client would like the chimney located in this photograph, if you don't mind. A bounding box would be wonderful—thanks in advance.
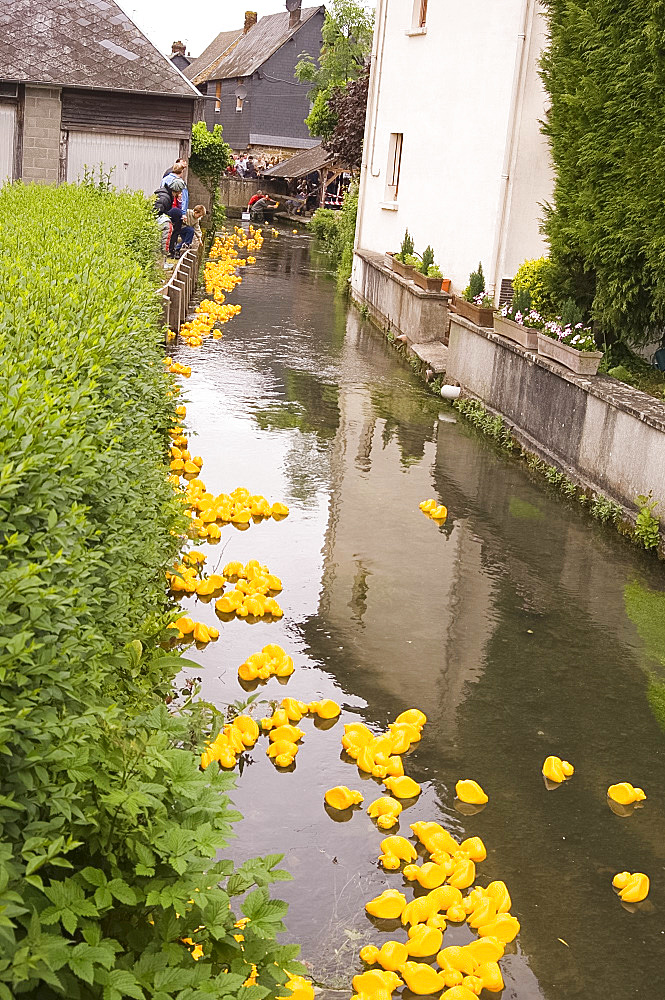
[244,11,258,33]
[171,40,186,56]
[288,0,302,29]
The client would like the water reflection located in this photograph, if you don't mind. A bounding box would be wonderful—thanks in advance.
[172,230,665,999]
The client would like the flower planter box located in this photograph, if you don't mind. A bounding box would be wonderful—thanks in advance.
[537,332,603,375]
[412,270,445,293]
[392,257,416,280]
[454,296,494,328]
[493,313,539,351]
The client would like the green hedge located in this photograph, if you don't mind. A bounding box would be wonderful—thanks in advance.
[0,184,299,999]
[541,1,665,346]
[309,184,358,292]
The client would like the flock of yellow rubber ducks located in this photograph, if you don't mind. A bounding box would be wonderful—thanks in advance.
[163,228,650,993]
[322,710,520,998]
[199,667,342,771]
[175,228,263,348]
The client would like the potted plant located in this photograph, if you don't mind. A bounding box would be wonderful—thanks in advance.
[493,288,540,350]
[389,229,419,279]
[453,262,494,326]
[536,299,603,375]
[412,246,449,292]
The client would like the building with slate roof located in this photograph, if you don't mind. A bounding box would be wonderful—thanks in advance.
[186,2,324,156]
[0,0,200,193]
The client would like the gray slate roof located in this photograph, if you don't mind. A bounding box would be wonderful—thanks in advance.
[1,0,199,97]
[264,143,333,179]
[185,28,244,87]
[189,6,323,85]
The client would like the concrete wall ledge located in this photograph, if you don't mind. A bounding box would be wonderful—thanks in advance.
[351,249,451,344]
[446,314,665,518]
[355,249,452,302]
[451,313,665,435]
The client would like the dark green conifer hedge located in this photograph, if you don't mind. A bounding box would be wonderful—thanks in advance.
[541,0,665,345]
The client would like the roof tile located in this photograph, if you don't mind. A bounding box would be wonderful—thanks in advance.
[3,0,198,97]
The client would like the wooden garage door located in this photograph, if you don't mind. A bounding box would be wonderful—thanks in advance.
[66,132,181,197]
[0,105,16,184]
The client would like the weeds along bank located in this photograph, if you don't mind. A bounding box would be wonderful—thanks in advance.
[0,186,301,1000]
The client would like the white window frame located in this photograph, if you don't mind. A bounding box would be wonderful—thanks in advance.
[407,0,428,35]
[384,132,403,204]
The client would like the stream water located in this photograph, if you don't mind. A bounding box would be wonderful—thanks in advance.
[170,229,665,1000]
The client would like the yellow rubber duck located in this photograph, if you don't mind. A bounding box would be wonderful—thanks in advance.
[430,505,448,520]
[277,976,315,1000]
[325,786,364,810]
[271,501,290,517]
[448,858,476,889]
[352,970,403,1000]
[400,961,446,995]
[458,836,487,863]
[436,946,477,977]
[309,699,341,719]
[384,775,421,799]
[364,889,407,920]
[360,941,409,972]
[441,989,478,1000]
[542,755,574,783]
[411,822,460,856]
[388,721,421,751]
[281,697,309,721]
[476,913,520,943]
[269,724,304,743]
[342,723,374,753]
[378,835,417,870]
[233,715,260,746]
[613,871,649,902]
[464,937,505,964]
[401,886,462,927]
[367,796,403,828]
[607,782,646,805]
[455,779,489,805]
[485,881,511,914]
[406,923,443,958]
[474,962,504,993]
[395,708,427,729]
[403,862,449,890]
[419,499,437,512]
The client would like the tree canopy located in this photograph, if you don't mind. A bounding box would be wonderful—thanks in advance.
[541,0,665,346]
[296,0,374,144]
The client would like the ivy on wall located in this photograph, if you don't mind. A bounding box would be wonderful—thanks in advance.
[541,0,665,346]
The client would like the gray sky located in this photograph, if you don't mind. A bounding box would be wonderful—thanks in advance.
[119,0,298,58]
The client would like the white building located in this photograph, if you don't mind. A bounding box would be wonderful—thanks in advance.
[353,0,554,301]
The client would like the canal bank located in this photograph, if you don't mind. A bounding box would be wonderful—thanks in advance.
[350,253,665,554]
[172,228,665,1000]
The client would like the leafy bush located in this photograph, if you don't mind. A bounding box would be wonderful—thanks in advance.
[309,184,359,292]
[0,184,299,999]
[309,207,338,242]
[189,122,232,244]
[512,257,556,317]
[541,2,665,346]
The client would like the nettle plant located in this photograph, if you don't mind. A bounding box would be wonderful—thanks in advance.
[0,184,301,999]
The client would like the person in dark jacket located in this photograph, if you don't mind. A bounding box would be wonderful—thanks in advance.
[153,185,173,215]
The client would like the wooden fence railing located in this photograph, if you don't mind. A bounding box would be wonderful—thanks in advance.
[157,244,204,333]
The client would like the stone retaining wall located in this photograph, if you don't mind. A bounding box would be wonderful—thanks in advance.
[447,314,665,518]
[351,249,451,344]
